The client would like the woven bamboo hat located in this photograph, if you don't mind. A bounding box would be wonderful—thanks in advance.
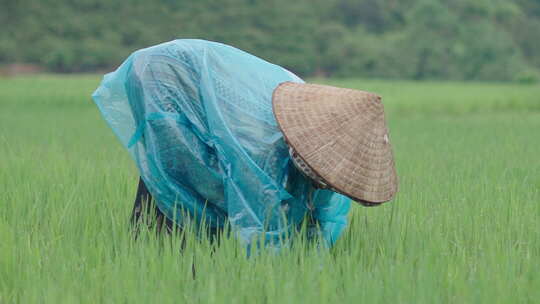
[272,82,398,205]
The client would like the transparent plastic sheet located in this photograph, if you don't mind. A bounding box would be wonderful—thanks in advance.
[92,39,351,248]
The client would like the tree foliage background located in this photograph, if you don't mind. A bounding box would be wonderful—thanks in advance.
[1,0,540,81]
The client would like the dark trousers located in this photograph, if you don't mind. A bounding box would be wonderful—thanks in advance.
[130,177,175,234]
[131,178,198,277]
[131,177,222,244]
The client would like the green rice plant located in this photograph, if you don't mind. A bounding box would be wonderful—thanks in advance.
[0,75,538,303]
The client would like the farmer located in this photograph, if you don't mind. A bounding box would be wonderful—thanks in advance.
[92,39,398,247]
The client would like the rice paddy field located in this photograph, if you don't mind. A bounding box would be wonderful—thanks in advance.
[1,75,539,303]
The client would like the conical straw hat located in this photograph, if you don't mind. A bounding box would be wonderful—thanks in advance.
[272,82,398,204]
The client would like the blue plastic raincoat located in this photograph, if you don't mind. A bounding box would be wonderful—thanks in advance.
[92,39,351,247]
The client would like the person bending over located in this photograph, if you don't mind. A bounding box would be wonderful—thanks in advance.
[92,39,398,248]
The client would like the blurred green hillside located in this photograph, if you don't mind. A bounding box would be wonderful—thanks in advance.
[2,0,540,81]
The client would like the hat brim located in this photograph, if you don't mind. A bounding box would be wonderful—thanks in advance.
[272,82,398,204]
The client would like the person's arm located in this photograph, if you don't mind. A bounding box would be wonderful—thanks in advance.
[311,190,352,247]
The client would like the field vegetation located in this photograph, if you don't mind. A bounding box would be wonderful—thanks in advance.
[0,75,538,303]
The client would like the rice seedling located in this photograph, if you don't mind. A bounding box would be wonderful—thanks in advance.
[0,75,538,303]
